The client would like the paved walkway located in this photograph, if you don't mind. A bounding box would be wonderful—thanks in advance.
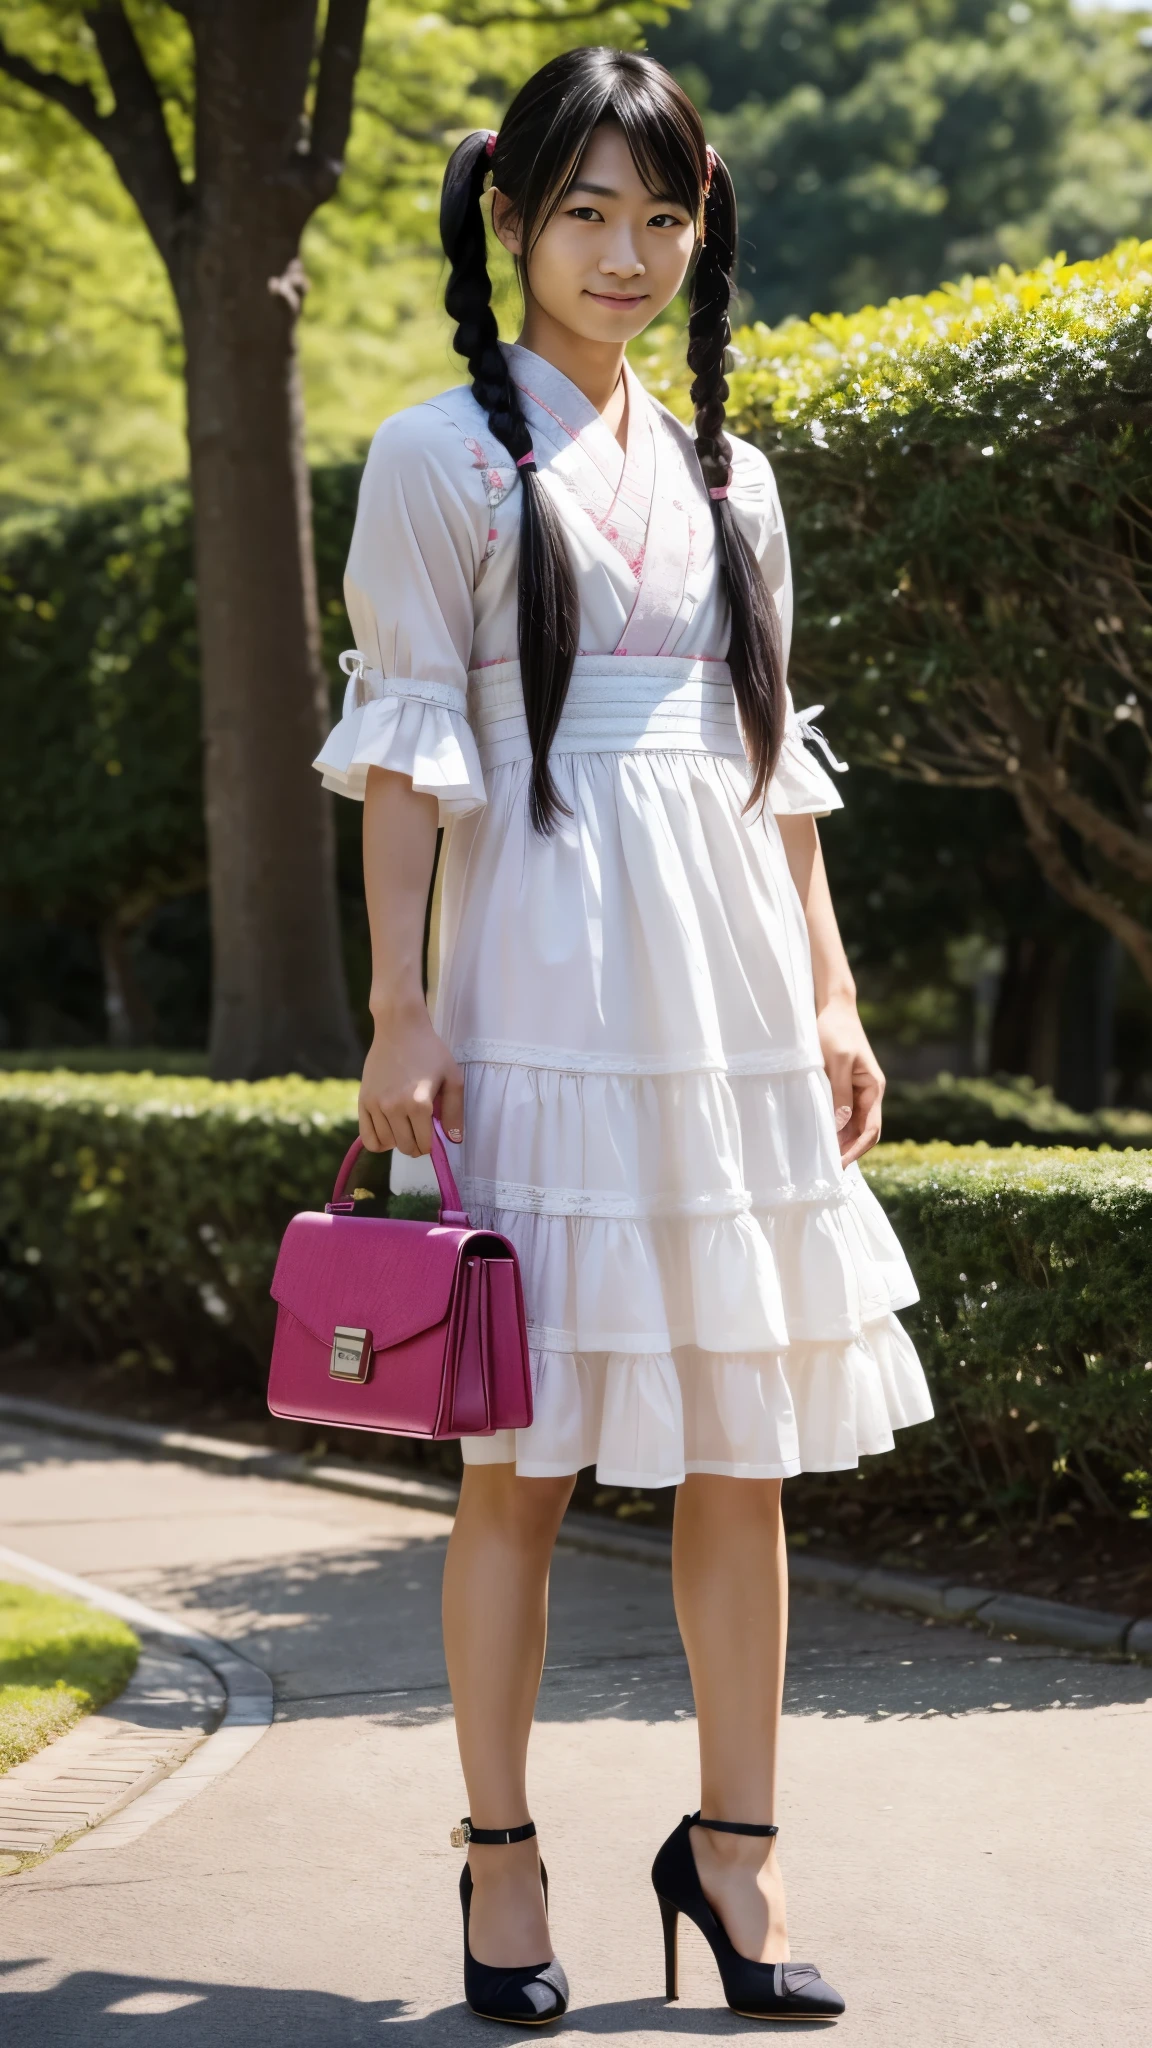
[0,1419,1148,2046]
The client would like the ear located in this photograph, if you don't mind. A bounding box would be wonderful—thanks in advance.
[491,189,524,258]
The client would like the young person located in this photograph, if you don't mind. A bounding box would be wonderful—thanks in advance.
[316,46,932,2026]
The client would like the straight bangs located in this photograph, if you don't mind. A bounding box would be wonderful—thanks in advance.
[504,53,708,260]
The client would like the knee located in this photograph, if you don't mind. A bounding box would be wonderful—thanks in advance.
[461,1466,576,1548]
[679,1473,783,1533]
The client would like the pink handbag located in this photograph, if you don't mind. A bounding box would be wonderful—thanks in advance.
[266,1118,533,1439]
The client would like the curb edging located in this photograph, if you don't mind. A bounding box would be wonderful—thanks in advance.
[1,1392,1147,1662]
[0,1538,273,1869]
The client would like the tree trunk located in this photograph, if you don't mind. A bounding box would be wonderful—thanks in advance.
[99,912,154,1049]
[180,11,361,1080]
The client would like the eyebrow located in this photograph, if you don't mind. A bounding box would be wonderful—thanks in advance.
[566,179,681,205]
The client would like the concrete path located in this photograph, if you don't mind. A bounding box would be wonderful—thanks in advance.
[0,1420,1148,2047]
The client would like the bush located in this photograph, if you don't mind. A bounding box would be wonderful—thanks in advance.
[865,1142,1152,1521]
[724,241,1152,985]
[2,1072,1148,1522]
[882,1072,1152,1149]
[0,1048,209,1075]
[0,1070,381,1391]
[0,466,363,1047]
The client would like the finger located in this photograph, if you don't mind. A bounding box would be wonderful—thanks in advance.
[840,1073,882,1164]
[841,1109,882,1166]
[439,1067,465,1143]
[826,1054,854,1128]
[358,1103,393,1153]
[407,1097,435,1157]
[385,1109,422,1158]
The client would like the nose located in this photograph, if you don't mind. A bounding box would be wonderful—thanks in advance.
[598,230,644,279]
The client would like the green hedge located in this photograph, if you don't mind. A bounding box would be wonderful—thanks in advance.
[870,1142,1152,1522]
[882,1073,1152,1150]
[2,1074,1150,1520]
[0,1071,378,1386]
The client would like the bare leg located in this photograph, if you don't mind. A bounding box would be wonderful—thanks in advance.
[671,1474,790,1963]
[442,1463,575,1965]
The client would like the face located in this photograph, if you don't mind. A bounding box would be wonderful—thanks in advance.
[493,123,698,346]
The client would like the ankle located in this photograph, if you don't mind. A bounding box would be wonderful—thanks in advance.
[467,1837,541,1885]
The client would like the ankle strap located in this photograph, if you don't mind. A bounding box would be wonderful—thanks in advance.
[691,1811,778,1837]
[450,1817,537,1847]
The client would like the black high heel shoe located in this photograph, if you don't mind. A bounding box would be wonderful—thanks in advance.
[651,1812,845,2021]
[452,1817,569,2025]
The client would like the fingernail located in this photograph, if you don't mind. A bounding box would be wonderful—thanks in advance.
[447,1126,463,1142]
[835,1104,852,1129]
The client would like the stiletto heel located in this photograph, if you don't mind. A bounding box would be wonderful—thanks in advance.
[452,1817,569,2025]
[651,1812,845,2021]
[657,1893,680,2001]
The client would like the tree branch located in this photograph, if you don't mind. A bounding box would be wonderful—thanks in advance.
[304,0,370,208]
[0,13,189,282]
[446,0,625,22]
[0,36,106,143]
[83,5,189,276]
[1013,785,1152,992]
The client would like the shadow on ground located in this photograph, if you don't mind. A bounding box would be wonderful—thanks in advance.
[0,1967,831,2041]
[120,1538,1152,1729]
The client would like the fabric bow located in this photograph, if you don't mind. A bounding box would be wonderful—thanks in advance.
[339,647,372,707]
[794,703,849,774]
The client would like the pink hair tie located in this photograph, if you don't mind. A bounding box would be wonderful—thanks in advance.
[485,131,497,158]
[516,450,536,469]
[709,483,730,501]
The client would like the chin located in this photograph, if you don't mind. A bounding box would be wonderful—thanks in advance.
[568,305,652,343]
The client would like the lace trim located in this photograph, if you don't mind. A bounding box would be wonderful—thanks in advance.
[454,1038,823,1077]
[464,1178,847,1219]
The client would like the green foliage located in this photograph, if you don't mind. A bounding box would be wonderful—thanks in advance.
[0,0,659,509]
[0,487,202,926]
[0,1578,139,1775]
[653,0,1152,321]
[863,1142,1152,1521]
[0,1069,373,1387]
[0,23,185,513]
[882,1072,1152,1149]
[0,1047,209,1073]
[0,463,363,1044]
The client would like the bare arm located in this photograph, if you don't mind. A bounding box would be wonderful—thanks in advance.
[777,813,884,1165]
[358,767,465,1157]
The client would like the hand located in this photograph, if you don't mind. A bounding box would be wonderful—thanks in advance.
[359,1000,465,1157]
[817,994,884,1165]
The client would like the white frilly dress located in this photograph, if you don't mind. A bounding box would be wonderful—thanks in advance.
[315,344,933,1485]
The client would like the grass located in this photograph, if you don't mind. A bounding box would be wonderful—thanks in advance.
[0,1582,139,1775]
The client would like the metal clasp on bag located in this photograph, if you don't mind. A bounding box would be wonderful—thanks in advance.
[329,1326,372,1381]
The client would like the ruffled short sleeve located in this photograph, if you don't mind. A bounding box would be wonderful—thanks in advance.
[768,689,848,816]
[313,404,488,819]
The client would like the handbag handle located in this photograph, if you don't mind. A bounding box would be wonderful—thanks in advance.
[328,1116,470,1227]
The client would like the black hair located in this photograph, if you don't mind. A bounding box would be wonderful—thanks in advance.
[440,47,784,830]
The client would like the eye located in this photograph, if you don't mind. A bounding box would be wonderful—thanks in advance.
[648,212,688,230]
[567,205,604,222]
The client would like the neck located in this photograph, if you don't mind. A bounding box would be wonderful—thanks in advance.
[516,298,626,416]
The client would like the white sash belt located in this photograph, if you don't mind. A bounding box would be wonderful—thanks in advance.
[468,654,744,768]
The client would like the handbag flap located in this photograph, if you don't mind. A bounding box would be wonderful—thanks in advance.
[270,1211,465,1352]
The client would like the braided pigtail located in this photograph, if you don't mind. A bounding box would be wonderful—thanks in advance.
[441,130,578,832]
[689,151,785,810]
